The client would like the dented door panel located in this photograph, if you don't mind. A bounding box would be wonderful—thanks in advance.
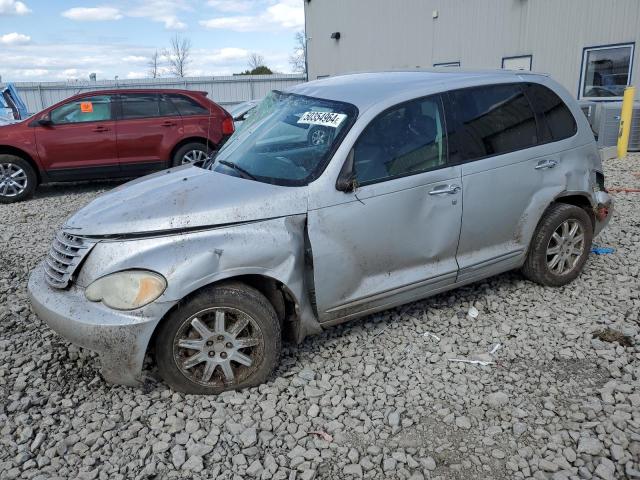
[308,166,463,322]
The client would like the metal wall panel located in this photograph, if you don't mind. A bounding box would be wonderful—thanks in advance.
[305,0,640,98]
[2,74,306,114]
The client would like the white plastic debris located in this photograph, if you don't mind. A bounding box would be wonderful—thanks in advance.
[448,358,493,366]
[489,343,502,354]
[423,331,441,341]
[468,306,479,319]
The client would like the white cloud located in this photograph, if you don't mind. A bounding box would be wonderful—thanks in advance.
[207,0,253,13]
[200,0,303,32]
[0,32,31,45]
[62,7,123,21]
[0,0,30,15]
[128,0,191,30]
[123,55,148,63]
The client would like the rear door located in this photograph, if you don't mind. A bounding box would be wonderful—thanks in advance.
[447,83,568,283]
[115,93,183,172]
[35,94,118,177]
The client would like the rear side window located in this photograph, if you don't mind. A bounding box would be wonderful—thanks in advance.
[523,83,577,142]
[447,84,538,162]
[120,93,160,119]
[168,94,209,116]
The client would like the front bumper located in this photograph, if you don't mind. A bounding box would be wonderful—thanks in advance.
[28,262,177,387]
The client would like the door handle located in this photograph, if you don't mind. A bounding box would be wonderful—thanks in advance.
[92,126,109,132]
[161,121,177,127]
[429,184,461,195]
[535,159,558,170]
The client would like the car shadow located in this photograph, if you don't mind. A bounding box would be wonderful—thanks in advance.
[33,179,129,199]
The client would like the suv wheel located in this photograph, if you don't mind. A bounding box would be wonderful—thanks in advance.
[155,282,281,394]
[172,142,213,167]
[0,155,37,204]
[522,203,593,287]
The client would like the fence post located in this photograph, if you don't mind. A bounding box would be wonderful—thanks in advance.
[37,84,44,111]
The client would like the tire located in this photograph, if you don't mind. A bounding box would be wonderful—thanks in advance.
[307,125,332,146]
[171,142,213,167]
[0,155,37,204]
[155,282,281,394]
[522,203,593,287]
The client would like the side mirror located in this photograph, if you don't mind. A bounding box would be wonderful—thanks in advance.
[335,149,358,193]
[35,115,52,127]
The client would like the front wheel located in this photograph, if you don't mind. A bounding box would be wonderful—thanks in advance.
[0,155,37,204]
[522,203,593,287]
[155,283,281,394]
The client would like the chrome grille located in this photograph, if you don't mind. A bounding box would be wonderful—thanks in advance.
[44,230,93,288]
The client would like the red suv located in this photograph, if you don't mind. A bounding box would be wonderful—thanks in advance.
[0,89,234,203]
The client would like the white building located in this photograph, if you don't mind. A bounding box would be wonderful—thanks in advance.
[304,0,639,101]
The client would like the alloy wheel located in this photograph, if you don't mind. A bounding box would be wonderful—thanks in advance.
[546,219,585,275]
[173,307,264,387]
[0,163,28,198]
[181,149,209,166]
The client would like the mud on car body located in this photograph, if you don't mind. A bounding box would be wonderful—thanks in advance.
[29,71,613,394]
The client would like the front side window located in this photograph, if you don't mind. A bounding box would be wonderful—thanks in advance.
[50,95,112,124]
[353,95,447,185]
[524,83,577,142]
[448,84,538,162]
[120,93,161,120]
[580,43,634,99]
[212,91,357,186]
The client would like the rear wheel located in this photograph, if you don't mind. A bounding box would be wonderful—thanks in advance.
[0,155,37,204]
[522,203,593,287]
[171,142,213,167]
[155,282,281,394]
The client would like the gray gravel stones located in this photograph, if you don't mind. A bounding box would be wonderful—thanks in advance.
[1,155,640,479]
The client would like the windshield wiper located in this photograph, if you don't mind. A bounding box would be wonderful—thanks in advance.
[218,160,257,181]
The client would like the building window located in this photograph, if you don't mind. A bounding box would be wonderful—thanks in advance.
[502,55,532,71]
[579,43,635,100]
[433,61,460,67]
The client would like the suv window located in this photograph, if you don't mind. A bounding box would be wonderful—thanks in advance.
[50,95,112,124]
[353,95,447,184]
[448,84,537,162]
[120,93,160,120]
[523,83,577,142]
[169,94,209,116]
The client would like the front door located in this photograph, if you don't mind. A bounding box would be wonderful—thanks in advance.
[35,94,118,179]
[308,94,463,322]
[115,93,184,173]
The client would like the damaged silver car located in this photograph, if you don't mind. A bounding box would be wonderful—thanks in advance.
[28,71,613,394]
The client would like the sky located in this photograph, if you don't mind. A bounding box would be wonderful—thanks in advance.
[0,0,305,82]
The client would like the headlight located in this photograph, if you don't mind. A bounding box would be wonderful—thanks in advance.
[85,270,166,310]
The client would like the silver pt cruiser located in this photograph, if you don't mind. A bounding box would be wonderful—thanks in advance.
[29,71,613,394]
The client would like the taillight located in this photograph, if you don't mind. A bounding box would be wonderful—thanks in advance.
[222,116,234,135]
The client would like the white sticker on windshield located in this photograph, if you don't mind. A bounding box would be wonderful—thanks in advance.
[297,111,347,128]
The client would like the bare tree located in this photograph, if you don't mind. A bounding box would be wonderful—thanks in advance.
[148,50,161,78]
[289,31,306,73]
[164,34,191,78]
[247,52,266,71]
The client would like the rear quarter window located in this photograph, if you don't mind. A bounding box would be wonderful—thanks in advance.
[523,83,577,142]
[169,94,209,116]
[447,83,538,162]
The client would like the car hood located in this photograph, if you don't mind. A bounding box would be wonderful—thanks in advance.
[64,166,309,236]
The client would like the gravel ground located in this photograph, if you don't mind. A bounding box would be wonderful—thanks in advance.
[1,155,639,480]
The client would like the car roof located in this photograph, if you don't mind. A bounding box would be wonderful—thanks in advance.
[287,70,549,112]
[71,89,205,96]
